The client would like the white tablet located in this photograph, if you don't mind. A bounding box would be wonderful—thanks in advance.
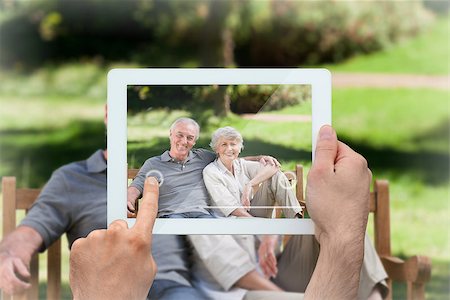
[107,68,331,234]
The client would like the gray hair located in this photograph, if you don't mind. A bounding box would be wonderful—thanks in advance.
[170,118,200,140]
[210,126,244,152]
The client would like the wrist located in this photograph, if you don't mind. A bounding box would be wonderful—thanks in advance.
[318,220,366,243]
[0,244,26,264]
[232,208,252,217]
[262,235,278,246]
[318,232,365,262]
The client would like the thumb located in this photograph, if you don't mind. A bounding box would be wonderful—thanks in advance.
[312,125,338,173]
[13,258,31,280]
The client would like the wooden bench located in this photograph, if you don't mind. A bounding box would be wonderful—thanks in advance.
[2,166,431,300]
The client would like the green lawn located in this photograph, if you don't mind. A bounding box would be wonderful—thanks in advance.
[324,16,449,75]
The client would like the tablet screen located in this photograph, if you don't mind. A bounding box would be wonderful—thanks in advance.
[107,69,331,234]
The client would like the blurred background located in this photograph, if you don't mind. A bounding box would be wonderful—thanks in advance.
[0,0,448,298]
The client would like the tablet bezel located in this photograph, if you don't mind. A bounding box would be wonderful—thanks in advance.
[107,68,331,234]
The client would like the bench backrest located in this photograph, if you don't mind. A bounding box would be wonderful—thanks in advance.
[1,165,390,300]
[2,177,61,300]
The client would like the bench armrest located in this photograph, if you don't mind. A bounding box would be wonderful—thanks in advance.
[380,255,431,284]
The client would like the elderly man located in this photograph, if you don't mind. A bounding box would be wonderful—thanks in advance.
[127,117,216,218]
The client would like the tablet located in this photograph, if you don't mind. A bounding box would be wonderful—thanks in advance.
[107,68,331,234]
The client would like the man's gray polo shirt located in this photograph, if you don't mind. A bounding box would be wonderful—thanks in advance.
[130,148,216,217]
[20,149,107,251]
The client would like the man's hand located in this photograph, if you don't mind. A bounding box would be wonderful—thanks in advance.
[70,177,159,300]
[304,125,371,299]
[306,125,371,244]
[127,199,137,217]
[127,186,142,218]
[258,235,278,278]
[0,226,43,296]
[0,252,31,294]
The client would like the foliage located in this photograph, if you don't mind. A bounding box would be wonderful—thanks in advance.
[0,0,435,70]
[0,0,231,69]
[127,84,310,116]
[229,84,311,113]
[233,1,434,66]
[0,0,150,69]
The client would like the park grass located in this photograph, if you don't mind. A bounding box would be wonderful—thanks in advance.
[0,96,104,130]
[0,61,139,99]
[276,88,449,153]
[323,16,449,75]
[0,96,105,187]
[332,88,449,150]
[246,87,449,159]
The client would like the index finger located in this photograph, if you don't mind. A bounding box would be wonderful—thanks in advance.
[132,177,159,238]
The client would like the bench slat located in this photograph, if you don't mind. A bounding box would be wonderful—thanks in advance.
[16,189,41,210]
[369,192,376,212]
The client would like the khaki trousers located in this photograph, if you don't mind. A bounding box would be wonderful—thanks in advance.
[272,235,389,300]
[249,171,302,219]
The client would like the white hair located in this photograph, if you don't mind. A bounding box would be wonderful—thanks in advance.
[170,118,200,140]
[210,126,244,152]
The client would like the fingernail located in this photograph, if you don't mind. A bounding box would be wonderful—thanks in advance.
[319,125,333,140]
[146,177,158,186]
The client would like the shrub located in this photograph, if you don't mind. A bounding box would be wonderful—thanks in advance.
[232,1,434,66]
[127,84,311,116]
[0,0,435,69]
[229,85,310,114]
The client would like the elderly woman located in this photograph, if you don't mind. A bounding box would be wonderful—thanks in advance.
[203,126,302,218]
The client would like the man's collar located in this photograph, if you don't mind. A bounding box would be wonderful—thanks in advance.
[161,149,197,163]
[161,151,172,162]
[87,150,107,173]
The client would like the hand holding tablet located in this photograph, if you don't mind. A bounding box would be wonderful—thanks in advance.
[306,125,371,244]
[304,125,371,299]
